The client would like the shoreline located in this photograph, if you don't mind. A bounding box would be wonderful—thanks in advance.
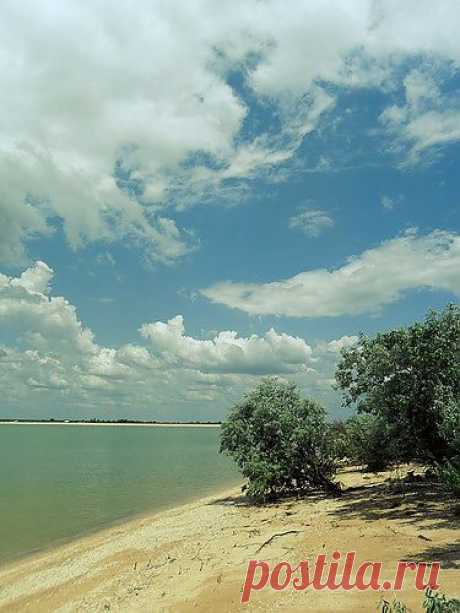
[0,466,458,612]
[0,481,242,572]
[0,421,221,428]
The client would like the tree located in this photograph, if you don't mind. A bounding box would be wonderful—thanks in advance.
[328,419,349,461]
[344,414,399,472]
[220,378,340,501]
[335,305,460,464]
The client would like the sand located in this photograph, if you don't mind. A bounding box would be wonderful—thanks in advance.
[0,466,458,612]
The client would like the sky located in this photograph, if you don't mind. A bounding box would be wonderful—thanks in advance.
[1,0,460,421]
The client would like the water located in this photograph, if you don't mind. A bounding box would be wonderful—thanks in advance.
[0,424,240,565]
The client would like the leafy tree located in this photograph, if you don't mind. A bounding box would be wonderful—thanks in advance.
[328,419,349,461]
[220,378,340,501]
[335,305,460,464]
[344,414,399,472]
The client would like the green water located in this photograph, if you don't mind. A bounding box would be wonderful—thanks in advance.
[0,424,240,565]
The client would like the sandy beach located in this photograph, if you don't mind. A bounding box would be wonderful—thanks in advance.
[0,466,458,612]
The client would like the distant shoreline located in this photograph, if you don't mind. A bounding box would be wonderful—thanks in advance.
[0,420,221,428]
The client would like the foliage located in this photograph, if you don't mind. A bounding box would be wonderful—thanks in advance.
[379,589,460,613]
[330,413,402,471]
[437,461,460,498]
[220,378,340,501]
[336,305,460,464]
[344,413,399,472]
[327,419,349,460]
[423,588,460,612]
[379,598,409,613]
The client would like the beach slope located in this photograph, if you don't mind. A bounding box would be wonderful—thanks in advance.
[0,467,459,612]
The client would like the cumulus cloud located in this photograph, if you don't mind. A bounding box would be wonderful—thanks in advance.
[201,230,460,318]
[140,315,313,374]
[0,262,149,400]
[0,261,97,355]
[324,336,359,354]
[289,207,334,237]
[1,1,460,263]
[0,261,351,418]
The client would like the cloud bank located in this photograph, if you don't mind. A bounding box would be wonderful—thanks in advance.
[0,261,349,418]
[1,1,460,264]
[140,315,313,374]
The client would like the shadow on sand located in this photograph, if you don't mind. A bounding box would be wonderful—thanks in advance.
[208,468,460,571]
[330,474,460,569]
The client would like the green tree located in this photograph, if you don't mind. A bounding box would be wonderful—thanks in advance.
[220,378,340,501]
[344,414,399,472]
[328,419,349,461]
[335,305,460,464]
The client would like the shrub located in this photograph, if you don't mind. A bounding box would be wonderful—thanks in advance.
[380,598,409,613]
[344,414,399,472]
[380,589,460,613]
[423,588,460,612]
[220,378,340,501]
[437,461,460,498]
[328,419,349,461]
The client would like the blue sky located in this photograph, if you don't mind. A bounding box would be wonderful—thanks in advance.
[1,1,459,420]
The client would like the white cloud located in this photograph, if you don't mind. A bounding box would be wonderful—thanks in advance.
[116,345,160,370]
[289,208,334,237]
[403,69,440,109]
[379,66,460,164]
[381,195,396,210]
[0,261,97,355]
[201,229,460,318]
[0,261,351,418]
[380,194,403,211]
[140,315,313,374]
[325,336,359,354]
[0,263,162,411]
[2,1,460,264]
[11,260,54,294]
[0,193,50,266]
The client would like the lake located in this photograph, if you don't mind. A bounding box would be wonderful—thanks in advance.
[0,424,240,565]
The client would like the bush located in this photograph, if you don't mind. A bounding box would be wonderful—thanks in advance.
[220,378,340,501]
[328,419,349,461]
[437,461,460,498]
[423,588,460,612]
[380,598,409,613]
[380,589,460,613]
[344,414,399,472]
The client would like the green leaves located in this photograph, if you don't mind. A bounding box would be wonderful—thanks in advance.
[343,414,398,472]
[336,305,460,464]
[379,589,460,613]
[423,589,460,613]
[436,461,460,498]
[220,378,339,501]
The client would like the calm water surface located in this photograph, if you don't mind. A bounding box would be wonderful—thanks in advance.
[0,424,240,564]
